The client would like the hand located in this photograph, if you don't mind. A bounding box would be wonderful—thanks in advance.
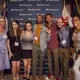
[70,48,75,54]
[46,28,51,36]
[46,28,51,33]
[9,52,14,59]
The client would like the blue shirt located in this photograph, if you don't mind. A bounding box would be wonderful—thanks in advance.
[58,27,70,48]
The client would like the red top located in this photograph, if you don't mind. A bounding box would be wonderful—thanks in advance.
[47,23,58,50]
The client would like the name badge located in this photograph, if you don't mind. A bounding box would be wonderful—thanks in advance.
[3,35,7,38]
[34,36,38,40]
[62,40,66,44]
[14,42,19,46]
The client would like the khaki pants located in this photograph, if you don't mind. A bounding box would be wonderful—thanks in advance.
[47,48,59,76]
[59,47,70,80]
[32,44,45,76]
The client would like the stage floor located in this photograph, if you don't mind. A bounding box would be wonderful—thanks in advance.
[4,68,75,80]
[3,68,75,80]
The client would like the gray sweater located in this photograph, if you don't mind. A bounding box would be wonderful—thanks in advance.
[33,24,50,53]
[21,31,33,50]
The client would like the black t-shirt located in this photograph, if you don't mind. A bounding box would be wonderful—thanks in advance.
[69,27,75,48]
[7,31,22,53]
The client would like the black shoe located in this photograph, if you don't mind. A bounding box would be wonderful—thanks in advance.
[26,78,30,80]
[23,77,26,80]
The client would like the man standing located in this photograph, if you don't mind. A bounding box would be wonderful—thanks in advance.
[32,14,50,80]
[45,13,59,80]
[57,18,70,80]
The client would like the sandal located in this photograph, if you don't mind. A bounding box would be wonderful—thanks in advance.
[16,77,20,80]
[26,74,30,79]
[12,77,16,80]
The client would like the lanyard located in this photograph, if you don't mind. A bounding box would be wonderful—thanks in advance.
[15,35,18,42]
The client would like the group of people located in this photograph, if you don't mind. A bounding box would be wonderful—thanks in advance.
[0,13,80,80]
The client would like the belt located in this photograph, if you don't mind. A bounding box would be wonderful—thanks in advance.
[59,46,70,48]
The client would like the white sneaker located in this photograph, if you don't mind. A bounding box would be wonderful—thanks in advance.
[46,77,49,80]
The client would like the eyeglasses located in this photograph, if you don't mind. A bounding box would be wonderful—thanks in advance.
[57,22,63,23]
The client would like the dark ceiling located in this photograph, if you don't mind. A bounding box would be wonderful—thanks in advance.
[0,0,80,4]
[65,0,80,4]
[0,0,5,3]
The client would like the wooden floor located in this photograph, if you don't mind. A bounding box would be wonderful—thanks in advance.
[3,68,75,80]
[3,75,75,80]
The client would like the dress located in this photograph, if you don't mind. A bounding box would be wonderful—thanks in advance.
[73,56,80,80]
[0,31,10,71]
[7,31,22,61]
[21,31,33,59]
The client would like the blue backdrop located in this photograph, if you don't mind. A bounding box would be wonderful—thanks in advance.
[7,0,62,75]
[7,0,62,28]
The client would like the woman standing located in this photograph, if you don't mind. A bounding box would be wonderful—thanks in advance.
[0,16,10,80]
[7,20,21,80]
[21,21,33,79]
[72,14,80,80]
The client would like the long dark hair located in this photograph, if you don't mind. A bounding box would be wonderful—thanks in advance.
[73,14,80,19]
[10,20,21,36]
[24,20,33,31]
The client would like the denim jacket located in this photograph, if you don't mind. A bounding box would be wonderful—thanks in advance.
[33,24,50,53]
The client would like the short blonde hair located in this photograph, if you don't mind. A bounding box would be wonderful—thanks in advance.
[0,16,6,22]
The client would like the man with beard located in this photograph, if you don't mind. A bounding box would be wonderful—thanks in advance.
[57,18,70,80]
[32,14,51,80]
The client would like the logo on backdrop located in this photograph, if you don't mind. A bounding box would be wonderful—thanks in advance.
[7,0,62,28]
